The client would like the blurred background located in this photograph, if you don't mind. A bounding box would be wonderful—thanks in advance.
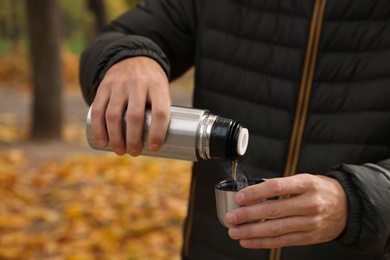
[0,0,194,259]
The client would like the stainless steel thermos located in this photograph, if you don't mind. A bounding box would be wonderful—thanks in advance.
[86,105,249,161]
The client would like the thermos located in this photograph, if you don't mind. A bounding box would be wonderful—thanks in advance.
[86,105,249,161]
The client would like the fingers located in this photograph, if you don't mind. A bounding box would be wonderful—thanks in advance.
[226,193,320,226]
[226,175,348,248]
[228,216,314,244]
[238,229,314,249]
[147,82,171,152]
[91,87,110,149]
[93,89,128,155]
[125,59,171,155]
[93,72,129,156]
[125,93,171,156]
[236,174,314,205]
[124,79,147,156]
[226,175,327,226]
[228,215,329,248]
[148,104,171,150]
[90,56,171,157]
[106,95,128,155]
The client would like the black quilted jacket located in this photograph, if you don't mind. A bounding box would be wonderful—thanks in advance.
[79,0,390,259]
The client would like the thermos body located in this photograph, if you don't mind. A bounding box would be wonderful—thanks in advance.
[86,105,249,161]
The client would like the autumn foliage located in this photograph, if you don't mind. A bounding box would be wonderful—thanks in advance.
[0,49,80,90]
[0,15,194,259]
[0,150,191,259]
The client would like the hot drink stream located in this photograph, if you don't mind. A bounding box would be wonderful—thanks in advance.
[232,160,238,189]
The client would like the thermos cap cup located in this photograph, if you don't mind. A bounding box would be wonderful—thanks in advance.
[215,179,264,228]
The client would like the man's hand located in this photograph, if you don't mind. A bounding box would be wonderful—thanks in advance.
[225,174,348,248]
[91,56,171,156]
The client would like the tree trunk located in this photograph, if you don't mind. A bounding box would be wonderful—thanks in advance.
[87,0,108,40]
[88,0,108,31]
[26,0,63,140]
[10,0,21,53]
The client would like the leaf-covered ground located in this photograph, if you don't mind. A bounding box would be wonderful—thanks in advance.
[0,150,192,260]
[0,50,194,260]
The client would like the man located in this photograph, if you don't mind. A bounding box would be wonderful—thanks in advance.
[79,0,390,259]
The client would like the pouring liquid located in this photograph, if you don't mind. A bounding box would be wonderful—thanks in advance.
[232,160,238,190]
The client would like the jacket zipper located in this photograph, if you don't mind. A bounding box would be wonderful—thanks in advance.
[269,0,327,259]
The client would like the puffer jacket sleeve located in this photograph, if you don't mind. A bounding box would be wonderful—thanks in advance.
[326,159,390,255]
[79,0,196,105]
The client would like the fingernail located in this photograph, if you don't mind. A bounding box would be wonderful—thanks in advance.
[229,228,240,239]
[129,149,139,157]
[240,239,251,248]
[225,212,237,224]
[236,192,245,204]
[115,148,125,155]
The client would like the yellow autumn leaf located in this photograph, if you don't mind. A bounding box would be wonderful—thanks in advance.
[65,203,84,220]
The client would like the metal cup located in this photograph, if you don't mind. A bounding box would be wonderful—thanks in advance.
[215,179,264,227]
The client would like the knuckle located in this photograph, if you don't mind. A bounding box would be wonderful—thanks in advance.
[308,195,324,214]
[153,108,170,122]
[300,174,320,191]
[296,174,312,190]
[241,226,254,238]
[91,106,104,119]
[309,176,321,191]
[273,236,288,248]
[268,220,283,235]
[309,215,323,230]
[268,179,284,196]
[106,109,122,123]
[126,108,144,124]
[297,178,308,190]
[248,186,259,200]
[240,208,251,222]
[265,201,280,218]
